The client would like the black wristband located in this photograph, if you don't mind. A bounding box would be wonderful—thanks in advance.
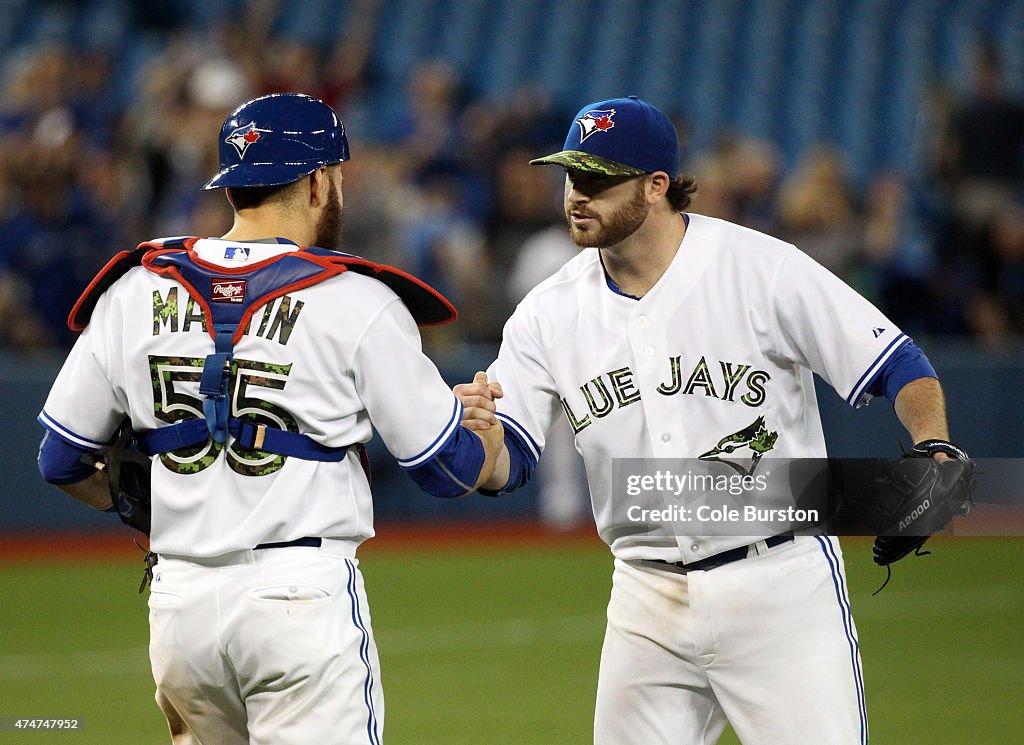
[911,439,970,462]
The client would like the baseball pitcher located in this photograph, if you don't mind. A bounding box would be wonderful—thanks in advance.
[455,96,971,745]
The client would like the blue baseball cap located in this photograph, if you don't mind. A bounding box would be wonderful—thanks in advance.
[203,93,350,190]
[529,96,680,178]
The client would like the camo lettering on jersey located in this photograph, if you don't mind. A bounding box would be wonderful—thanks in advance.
[152,288,305,345]
[561,355,771,435]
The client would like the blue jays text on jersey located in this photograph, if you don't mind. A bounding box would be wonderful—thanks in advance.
[561,354,771,435]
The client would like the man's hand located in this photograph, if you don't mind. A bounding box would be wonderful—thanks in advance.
[454,371,503,431]
[455,371,510,491]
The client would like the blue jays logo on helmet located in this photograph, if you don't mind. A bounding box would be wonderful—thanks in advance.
[204,93,350,190]
[224,122,270,160]
[575,109,616,143]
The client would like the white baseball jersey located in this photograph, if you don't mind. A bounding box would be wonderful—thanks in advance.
[489,213,907,563]
[40,238,464,557]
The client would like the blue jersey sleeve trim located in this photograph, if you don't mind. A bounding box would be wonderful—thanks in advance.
[494,413,541,463]
[845,334,908,407]
[479,425,539,496]
[863,340,938,404]
[402,424,486,498]
[37,411,106,450]
[37,429,98,485]
[396,397,462,468]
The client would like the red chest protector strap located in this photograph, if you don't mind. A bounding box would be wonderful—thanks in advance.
[69,238,456,332]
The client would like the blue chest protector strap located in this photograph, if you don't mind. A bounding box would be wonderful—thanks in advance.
[137,418,350,462]
[200,324,234,443]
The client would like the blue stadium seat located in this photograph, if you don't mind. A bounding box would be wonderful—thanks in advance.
[477,0,547,99]
[273,0,348,46]
[0,0,32,56]
[531,0,585,101]
[433,0,489,85]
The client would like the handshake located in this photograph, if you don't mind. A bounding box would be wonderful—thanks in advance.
[454,372,509,492]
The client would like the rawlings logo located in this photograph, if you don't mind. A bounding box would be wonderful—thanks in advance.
[224,122,269,159]
[211,278,246,303]
[576,109,616,142]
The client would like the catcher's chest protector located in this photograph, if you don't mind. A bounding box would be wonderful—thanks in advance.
[69,237,455,460]
[142,241,354,444]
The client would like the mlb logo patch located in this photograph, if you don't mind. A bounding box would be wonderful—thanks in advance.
[223,246,251,262]
[576,109,616,142]
[211,278,246,303]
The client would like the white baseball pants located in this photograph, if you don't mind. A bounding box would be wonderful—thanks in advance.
[147,543,384,745]
[594,535,867,745]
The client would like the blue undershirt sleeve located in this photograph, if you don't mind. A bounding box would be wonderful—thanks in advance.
[37,428,99,485]
[403,425,487,498]
[862,340,938,404]
[478,426,538,496]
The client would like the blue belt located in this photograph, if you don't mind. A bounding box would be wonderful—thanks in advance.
[655,532,794,572]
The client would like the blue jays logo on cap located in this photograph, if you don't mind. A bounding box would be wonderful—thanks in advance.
[576,109,616,142]
[225,122,269,160]
[530,96,680,178]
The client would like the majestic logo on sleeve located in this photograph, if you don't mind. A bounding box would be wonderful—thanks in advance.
[698,416,779,476]
[225,122,269,159]
[576,109,616,142]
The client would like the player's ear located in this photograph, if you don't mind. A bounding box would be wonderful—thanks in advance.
[308,167,329,207]
[647,172,671,203]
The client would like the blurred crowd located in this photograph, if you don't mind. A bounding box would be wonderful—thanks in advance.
[1,6,1022,352]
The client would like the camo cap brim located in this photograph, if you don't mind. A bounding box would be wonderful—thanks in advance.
[528,150,647,176]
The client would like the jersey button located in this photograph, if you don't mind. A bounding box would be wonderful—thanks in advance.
[690,543,701,552]
[661,433,671,442]
[637,315,648,326]
[644,346,655,355]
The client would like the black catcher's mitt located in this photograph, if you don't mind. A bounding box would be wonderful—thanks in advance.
[82,419,152,536]
[841,440,976,566]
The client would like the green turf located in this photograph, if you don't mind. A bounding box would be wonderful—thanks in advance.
[0,537,1020,744]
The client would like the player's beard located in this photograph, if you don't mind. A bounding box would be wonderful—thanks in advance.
[565,180,650,248]
[314,177,344,251]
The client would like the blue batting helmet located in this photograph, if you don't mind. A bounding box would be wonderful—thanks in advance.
[203,93,350,190]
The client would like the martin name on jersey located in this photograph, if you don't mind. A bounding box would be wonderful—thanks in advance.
[152,286,305,345]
